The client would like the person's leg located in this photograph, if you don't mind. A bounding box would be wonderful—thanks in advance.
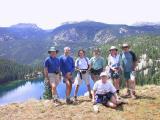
[84,73,92,99]
[124,72,130,96]
[51,83,57,99]
[106,101,117,108]
[66,79,72,99]
[74,85,79,100]
[129,80,136,99]
[87,85,92,99]
[113,78,120,94]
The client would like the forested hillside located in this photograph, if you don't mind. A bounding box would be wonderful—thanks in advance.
[0,59,41,83]
[98,35,160,86]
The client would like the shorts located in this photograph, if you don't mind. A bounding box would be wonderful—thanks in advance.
[63,73,73,84]
[74,72,90,85]
[110,71,120,79]
[48,73,60,86]
[95,92,114,105]
[124,71,136,81]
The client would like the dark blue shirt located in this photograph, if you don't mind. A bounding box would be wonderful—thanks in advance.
[59,55,75,76]
[44,56,60,73]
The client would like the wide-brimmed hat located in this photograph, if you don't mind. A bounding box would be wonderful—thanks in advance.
[48,47,59,54]
[109,46,118,51]
[100,72,109,77]
[122,43,130,48]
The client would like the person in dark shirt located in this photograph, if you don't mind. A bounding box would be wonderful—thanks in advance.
[121,43,137,99]
[44,47,61,106]
[59,47,75,104]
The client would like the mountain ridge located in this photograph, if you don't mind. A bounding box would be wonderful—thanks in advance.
[1,21,160,64]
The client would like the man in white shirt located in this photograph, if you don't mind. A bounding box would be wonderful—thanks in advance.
[92,72,123,108]
[74,49,92,101]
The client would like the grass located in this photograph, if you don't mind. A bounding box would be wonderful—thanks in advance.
[0,85,160,120]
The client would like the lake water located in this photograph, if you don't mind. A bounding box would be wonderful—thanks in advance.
[0,78,94,105]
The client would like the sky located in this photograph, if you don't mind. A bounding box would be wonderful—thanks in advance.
[0,0,160,29]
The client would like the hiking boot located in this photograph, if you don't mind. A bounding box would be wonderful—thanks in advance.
[124,89,130,97]
[73,96,78,102]
[131,94,136,99]
[53,99,61,107]
[66,98,73,104]
[116,90,120,95]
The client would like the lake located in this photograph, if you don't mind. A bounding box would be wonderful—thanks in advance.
[0,77,94,105]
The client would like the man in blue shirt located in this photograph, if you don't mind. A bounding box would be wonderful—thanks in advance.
[59,47,75,104]
[44,47,61,106]
[121,43,137,99]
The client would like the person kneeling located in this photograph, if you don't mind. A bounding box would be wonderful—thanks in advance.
[92,72,122,108]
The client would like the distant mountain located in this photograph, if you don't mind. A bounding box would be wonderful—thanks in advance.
[1,21,160,64]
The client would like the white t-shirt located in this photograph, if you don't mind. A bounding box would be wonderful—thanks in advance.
[75,57,90,69]
[93,80,116,94]
[108,54,121,68]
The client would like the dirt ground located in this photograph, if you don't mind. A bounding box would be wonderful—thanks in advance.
[0,85,160,120]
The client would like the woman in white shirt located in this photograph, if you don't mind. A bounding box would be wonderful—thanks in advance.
[92,72,123,108]
[108,46,121,94]
[74,49,92,101]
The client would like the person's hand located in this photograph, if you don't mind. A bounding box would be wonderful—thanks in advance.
[45,77,50,84]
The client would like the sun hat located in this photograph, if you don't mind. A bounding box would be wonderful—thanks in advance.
[122,43,130,48]
[100,72,109,77]
[48,47,59,54]
[109,46,118,51]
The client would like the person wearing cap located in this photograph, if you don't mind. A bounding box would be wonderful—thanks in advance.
[121,43,137,99]
[90,48,105,82]
[92,72,123,108]
[74,49,92,101]
[44,47,61,106]
[108,46,121,95]
[59,47,75,104]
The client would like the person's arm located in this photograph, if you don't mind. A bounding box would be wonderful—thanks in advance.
[110,82,119,100]
[75,59,80,71]
[44,59,50,82]
[59,57,65,76]
[71,57,75,73]
[44,68,49,80]
[92,90,96,103]
[92,82,98,103]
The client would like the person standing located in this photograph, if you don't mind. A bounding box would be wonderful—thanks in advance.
[74,49,92,101]
[59,47,75,104]
[108,46,121,94]
[90,48,105,82]
[44,47,61,106]
[121,43,137,99]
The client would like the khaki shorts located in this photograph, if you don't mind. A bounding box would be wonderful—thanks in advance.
[48,73,61,86]
[74,72,90,85]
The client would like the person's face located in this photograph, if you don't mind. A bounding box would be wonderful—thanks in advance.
[50,51,57,57]
[64,48,71,55]
[101,76,107,83]
[93,51,99,56]
[79,51,84,58]
[122,46,129,52]
[110,49,117,55]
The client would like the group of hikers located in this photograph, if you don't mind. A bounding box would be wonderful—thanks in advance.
[44,43,137,108]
